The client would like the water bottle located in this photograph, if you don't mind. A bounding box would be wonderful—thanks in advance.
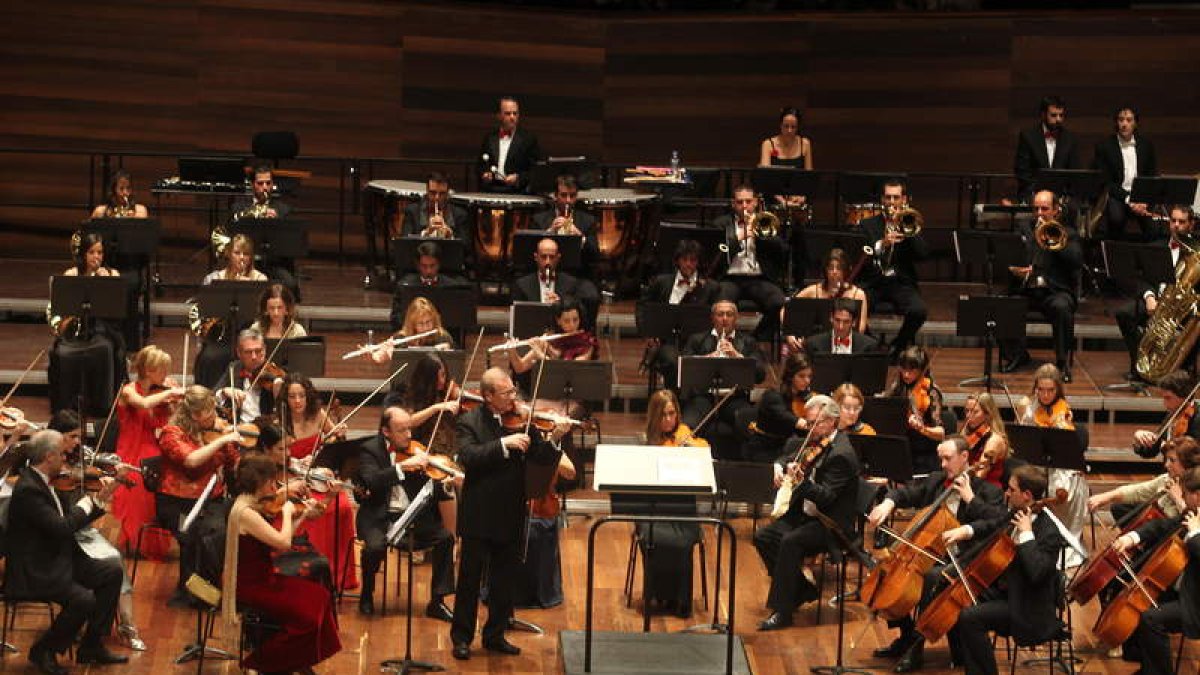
[670,150,680,179]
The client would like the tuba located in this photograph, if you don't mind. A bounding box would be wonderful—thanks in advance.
[1035,218,1068,251]
[1137,235,1200,382]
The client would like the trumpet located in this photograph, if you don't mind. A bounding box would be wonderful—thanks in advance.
[1034,217,1067,251]
[487,331,580,354]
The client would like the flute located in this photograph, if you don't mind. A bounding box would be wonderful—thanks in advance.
[486,331,580,354]
[341,329,440,360]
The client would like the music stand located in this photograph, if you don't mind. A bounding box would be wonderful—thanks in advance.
[850,434,913,484]
[713,460,775,528]
[83,217,161,341]
[838,172,905,224]
[953,230,1028,292]
[802,230,869,277]
[1006,424,1088,491]
[654,223,727,274]
[1034,169,1104,205]
[751,167,818,199]
[956,295,1029,391]
[396,286,477,335]
[380,480,443,674]
[530,159,599,193]
[1102,240,1176,391]
[810,353,889,396]
[506,447,566,635]
[390,349,467,387]
[227,217,309,259]
[635,302,711,344]
[509,301,557,339]
[178,156,246,186]
[781,298,863,339]
[49,276,128,328]
[197,280,269,355]
[512,232,583,273]
[264,336,326,378]
[861,398,910,438]
[1130,175,1199,209]
[538,360,612,404]
[392,237,467,275]
[678,356,757,396]
[313,436,371,604]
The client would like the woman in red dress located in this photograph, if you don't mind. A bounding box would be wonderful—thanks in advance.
[222,454,341,675]
[114,345,184,559]
[278,373,356,590]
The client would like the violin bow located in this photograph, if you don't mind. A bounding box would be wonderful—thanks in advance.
[248,318,295,393]
[0,348,47,409]
[524,358,548,437]
[427,327,484,450]
[333,362,410,433]
[182,331,190,386]
[686,386,739,442]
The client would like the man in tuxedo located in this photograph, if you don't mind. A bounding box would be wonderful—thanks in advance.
[1114,206,1193,381]
[857,179,929,360]
[679,300,766,456]
[214,328,281,423]
[713,185,787,341]
[999,190,1083,382]
[806,297,880,355]
[532,174,598,274]
[401,171,469,241]
[866,436,1007,671]
[229,165,299,298]
[754,395,860,631]
[390,242,471,331]
[952,465,1068,675]
[1132,369,1200,459]
[511,237,599,328]
[1113,466,1200,675]
[450,368,567,660]
[355,406,456,619]
[476,96,542,194]
[1014,95,1084,203]
[1093,106,1159,241]
[639,239,721,390]
[6,430,127,674]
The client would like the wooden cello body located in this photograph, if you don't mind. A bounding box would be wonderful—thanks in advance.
[860,502,960,621]
[1093,533,1188,647]
[916,532,1016,641]
[1067,499,1166,604]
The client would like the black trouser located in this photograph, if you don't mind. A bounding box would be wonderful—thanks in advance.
[1105,198,1159,242]
[651,344,680,391]
[753,516,830,613]
[1115,296,1149,372]
[451,536,520,647]
[156,493,197,594]
[33,550,123,654]
[865,279,926,351]
[359,511,455,602]
[1000,287,1076,366]
[956,598,1010,675]
[719,276,785,339]
[1132,598,1183,675]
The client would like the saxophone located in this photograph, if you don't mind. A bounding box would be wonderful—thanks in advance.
[1137,239,1200,383]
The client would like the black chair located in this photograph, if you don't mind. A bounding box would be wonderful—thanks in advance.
[130,455,173,585]
[813,478,884,624]
[0,591,61,659]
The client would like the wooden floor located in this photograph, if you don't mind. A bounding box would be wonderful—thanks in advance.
[0,514,1180,675]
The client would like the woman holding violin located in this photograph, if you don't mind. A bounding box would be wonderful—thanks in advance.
[278,373,355,590]
[782,249,869,356]
[250,283,307,340]
[368,296,455,364]
[156,385,243,603]
[832,383,875,435]
[744,352,813,464]
[645,390,709,448]
[221,453,341,675]
[960,392,1010,489]
[1108,466,1200,675]
[390,354,464,458]
[1134,368,1200,459]
[884,346,955,475]
[113,345,184,561]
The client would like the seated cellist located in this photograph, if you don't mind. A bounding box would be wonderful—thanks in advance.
[1110,466,1200,675]
[950,465,1068,675]
[865,436,1005,672]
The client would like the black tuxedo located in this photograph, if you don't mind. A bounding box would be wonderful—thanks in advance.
[711,214,786,338]
[679,330,765,459]
[355,435,455,604]
[753,432,860,613]
[744,389,802,463]
[1001,218,1083,366]
[213,363,277,425]
[805,329,879,355]
[1131,516,1200,674]
[1014,125,1084,201]
[390,273,471,331]
[638,271,721,390]
[531,208,599,273]
[1093,134,1160,240]
[401,199,470,242]
[450,405,560,647]
[857,213,929,352]
[4,467,122,654]
[511,268,599,329]
[956,513,1066,673]
[1115,238,1176,374]
[476,128,542,193]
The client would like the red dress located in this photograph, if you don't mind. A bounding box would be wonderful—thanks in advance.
[290,434,358,590]
[236,534,341,673]
[113,382,172,558]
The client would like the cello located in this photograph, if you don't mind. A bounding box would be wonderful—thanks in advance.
[859,459,989,621]
[1067,491,1168,604]
[915,489,1067,642]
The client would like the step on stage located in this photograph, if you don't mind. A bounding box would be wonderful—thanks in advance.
[559,630,752,675]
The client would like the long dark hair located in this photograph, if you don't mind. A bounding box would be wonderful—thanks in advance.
[405,354,447,412]
[278,373,322,436]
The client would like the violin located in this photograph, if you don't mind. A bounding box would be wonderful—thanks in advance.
[910,377,932,418]
[447,381,484,412]
[259,361,286,380]
[394,440,464,481]
[916,489,1068,643]
[660,423,710,448]
[0,406,44,431]
[202,419,260,449]
[1092,511,1193,647]
[500,404,588,434]
[770,428,832,520]
[1034,398,1074,430]
[52,464,135,492]
[257,489,310,519]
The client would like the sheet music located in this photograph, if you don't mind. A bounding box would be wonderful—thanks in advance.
[657,456,704,486]
[181,473,218,534]
[386,480,435,545]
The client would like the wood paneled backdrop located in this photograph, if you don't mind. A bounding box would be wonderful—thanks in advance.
[1,1,1199,257]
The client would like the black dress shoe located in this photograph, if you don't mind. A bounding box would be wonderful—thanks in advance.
[872,636,911,659]
[28,644,66,675]
[358,596,375,616]
[452,642,471,660]
[76,644,129,665]
[757,612,793,631]
[483,638,521,655]
[424,599,454,623]
[999,352,1030,373]
[894,641,924,673]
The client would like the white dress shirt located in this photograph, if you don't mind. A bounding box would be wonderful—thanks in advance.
[1119,136,1138,196]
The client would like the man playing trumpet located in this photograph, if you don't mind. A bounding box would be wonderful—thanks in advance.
[402,171,468,241]
[999,189,1083,382]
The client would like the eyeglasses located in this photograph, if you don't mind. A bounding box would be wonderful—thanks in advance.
[493,388,517,398]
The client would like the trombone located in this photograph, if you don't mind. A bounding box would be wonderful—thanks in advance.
[879,202,923,272]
